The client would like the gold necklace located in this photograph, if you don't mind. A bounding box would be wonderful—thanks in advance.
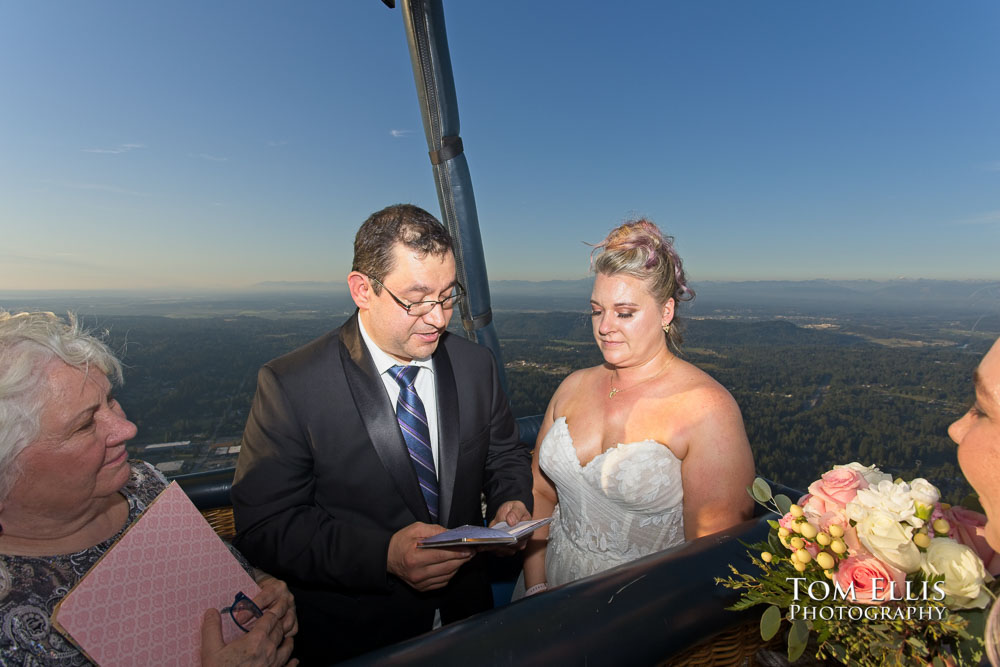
[608,356,675,399]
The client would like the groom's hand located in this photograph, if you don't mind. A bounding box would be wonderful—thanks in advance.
[387,522,474,592]
[489,501,531,529]
[486,501,532,554]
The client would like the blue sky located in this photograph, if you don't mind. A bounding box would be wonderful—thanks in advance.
[1,1,997,290]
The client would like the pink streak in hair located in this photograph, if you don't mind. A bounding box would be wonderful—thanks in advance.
[591,219,693,301]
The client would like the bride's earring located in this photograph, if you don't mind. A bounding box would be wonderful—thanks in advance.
[662,322,670,333]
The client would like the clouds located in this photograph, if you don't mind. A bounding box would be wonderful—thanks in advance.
[390,129,414,138]
[81,143,146,154]
[80,143,232,162]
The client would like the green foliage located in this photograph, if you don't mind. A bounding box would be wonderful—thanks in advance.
[761,605,782,640]
[788,619,809,661]
[100,315,337,444]
[747,476,796,518]
[751,478,773,504]
[87,309,993,508]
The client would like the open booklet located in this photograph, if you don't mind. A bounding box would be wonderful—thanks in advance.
[418,517,551,547]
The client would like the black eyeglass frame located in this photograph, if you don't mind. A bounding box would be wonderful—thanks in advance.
[368,275,466,316]
[222,591,264,633]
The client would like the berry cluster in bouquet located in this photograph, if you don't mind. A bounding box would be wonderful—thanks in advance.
[719,462,1000,666]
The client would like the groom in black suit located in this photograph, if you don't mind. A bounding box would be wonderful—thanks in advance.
[231,204,533,663]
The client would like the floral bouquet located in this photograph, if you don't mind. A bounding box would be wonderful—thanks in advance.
[719,462,1000,666]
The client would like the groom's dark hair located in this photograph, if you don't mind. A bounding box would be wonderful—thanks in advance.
[352,204,453,294]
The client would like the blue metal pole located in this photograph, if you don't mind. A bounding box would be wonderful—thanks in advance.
[400,0,508,392]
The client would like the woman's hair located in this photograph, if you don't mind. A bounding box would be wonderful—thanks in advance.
[0,310,123,502]
[591,218,695,350]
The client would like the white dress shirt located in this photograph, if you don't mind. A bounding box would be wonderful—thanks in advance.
[357,316,440,474]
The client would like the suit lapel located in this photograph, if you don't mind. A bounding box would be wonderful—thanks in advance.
[339,314,432,523]
[433,340,460,528]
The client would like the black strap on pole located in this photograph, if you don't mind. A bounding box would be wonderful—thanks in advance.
[461,308,493,333]
[428,135,464,165]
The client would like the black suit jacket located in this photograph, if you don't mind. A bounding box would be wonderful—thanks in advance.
[231,313,533,663]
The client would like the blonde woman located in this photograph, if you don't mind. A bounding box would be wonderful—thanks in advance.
[519,219,755,597]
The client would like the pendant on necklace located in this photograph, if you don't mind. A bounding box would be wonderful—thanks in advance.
[609,387,620,399]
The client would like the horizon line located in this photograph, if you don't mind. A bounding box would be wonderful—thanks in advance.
[1,276,998,295]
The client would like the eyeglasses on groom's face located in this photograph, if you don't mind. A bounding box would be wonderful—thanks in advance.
[367,275,465,317]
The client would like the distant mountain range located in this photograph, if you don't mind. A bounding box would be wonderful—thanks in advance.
[247,277,998,316]
[488,277,996,298]
[253,281,348,291]
[3,279,997,319]
[486,278,1000,316]
[690,279,999,315]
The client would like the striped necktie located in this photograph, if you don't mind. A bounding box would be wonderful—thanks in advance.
[389,365,439,523]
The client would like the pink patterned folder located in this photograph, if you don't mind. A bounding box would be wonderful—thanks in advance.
[52,481,260,666]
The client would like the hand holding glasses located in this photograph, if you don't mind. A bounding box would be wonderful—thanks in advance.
[221,591,263,638]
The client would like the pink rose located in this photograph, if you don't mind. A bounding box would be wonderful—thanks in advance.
[802,493,849,533]
[834,553,906,605]
[799,493,822,516]
[778,512,797,531]
[808,468,868,509]
[943,506,1000,576]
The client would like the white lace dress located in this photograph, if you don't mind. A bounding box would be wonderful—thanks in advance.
[541,417,685,586]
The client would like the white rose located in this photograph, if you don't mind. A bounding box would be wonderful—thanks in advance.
[835,462,893,487]
[921,537,990,609]
[854,509,922,573]
[909,478,940,506]
[909,478,941,521]
[846,480,921,527]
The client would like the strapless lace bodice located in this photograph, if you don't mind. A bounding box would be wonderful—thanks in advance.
[541,417,685,586]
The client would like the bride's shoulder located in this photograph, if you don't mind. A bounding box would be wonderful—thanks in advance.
[559,366,608,389]
[550,365,605,408]
[671,360,741,416]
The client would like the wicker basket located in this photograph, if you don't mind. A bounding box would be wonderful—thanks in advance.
[201,506,237,542]
[666,619,773,666]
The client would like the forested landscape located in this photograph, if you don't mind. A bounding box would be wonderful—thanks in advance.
[77,304,1000,505]
[499,312,993,503]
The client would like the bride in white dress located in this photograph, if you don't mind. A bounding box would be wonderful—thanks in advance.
[520,219,755,597]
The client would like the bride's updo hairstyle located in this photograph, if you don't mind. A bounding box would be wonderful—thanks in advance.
[591,218,695,351]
